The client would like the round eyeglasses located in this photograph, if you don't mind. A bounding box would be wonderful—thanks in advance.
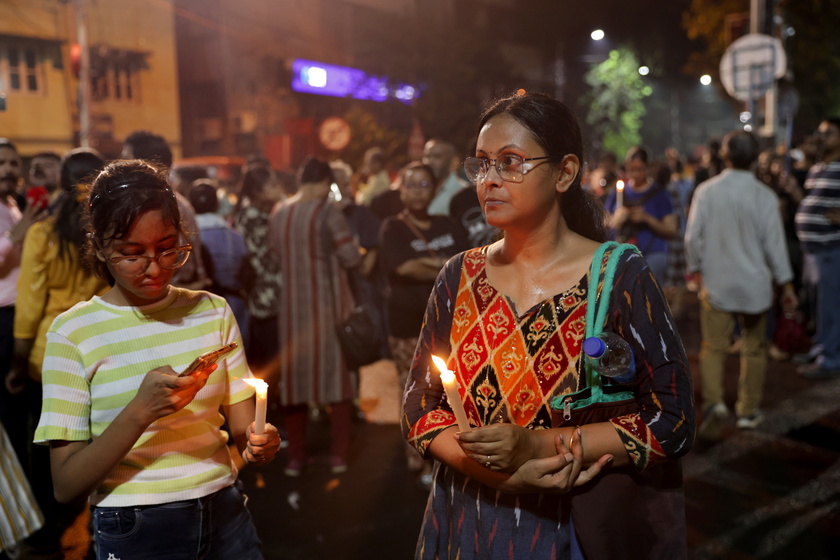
[463,154,551,183]
[107,245,192,277]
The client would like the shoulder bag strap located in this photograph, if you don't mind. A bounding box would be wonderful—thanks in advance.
[398,212,441,260]
[583,241,642,391]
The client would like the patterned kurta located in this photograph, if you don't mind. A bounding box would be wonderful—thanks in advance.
[234,205,281,320]
[268,199,361,406]
[402,246,694,559]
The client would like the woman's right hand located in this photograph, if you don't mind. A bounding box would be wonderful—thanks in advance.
[4,365,27,395]
[499,430,612,494]
[129,363,217,425]
[8,203,48,245]
[610,205,629,230]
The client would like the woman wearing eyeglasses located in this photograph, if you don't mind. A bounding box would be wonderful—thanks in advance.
[379,161,469,482]
[34,160,280,560]
[402,92,694,559]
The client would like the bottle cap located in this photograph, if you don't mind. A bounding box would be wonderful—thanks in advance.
[583,337,606,358]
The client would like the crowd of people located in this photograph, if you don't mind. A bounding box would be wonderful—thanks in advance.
[0,90,838,559]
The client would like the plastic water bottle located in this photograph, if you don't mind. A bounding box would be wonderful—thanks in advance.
[583,333,636,383]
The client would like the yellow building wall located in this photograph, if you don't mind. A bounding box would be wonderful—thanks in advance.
[86,0,181,157]
[0,0,181,158]
[0,0,75,155]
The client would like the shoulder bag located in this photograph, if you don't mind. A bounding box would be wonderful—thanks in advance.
[551,241,688,560]
[335,269,383,370]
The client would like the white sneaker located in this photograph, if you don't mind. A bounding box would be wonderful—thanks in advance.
[698,402,730,441]
[736,411,764,430]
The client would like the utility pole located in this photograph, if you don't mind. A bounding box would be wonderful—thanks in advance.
[752,0,778,146]
[77,0,90,148]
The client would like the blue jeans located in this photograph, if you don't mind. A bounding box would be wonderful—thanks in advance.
[92,483,262,560]
[814,245,840,369]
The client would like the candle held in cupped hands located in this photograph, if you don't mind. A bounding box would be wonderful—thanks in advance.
[431,356,471,432]
[244,378,268,434]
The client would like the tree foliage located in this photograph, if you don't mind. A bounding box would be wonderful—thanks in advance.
[585,48,651,159]
[342,105,410,173]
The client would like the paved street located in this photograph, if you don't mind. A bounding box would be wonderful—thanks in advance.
[241,290,840,559]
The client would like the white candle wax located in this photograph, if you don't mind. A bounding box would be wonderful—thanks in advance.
[431,356,471,432]
[616,180,625,207]
[252,379,268,435]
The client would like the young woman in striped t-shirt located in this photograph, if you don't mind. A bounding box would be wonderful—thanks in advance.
[34,160,279,560]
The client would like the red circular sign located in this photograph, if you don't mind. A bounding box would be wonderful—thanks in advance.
[318,117,351,151]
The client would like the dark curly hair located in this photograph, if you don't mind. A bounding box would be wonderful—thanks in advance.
[84,159,182,281]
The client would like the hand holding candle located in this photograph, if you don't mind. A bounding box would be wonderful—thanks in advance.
[431,356,471,432]
[245,378,268,434]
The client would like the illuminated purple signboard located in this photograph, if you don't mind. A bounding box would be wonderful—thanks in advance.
[291,59,419,104]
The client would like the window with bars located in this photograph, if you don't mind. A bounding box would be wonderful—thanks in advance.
[90,45,145,102]
[0,44,42,94]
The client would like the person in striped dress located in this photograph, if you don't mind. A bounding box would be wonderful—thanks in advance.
[34,160,280,560]
[268,157,362,476]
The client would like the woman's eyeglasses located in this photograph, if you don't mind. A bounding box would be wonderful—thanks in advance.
[107,245,192,277]
[463,155,550,183]
[402,180,435,191]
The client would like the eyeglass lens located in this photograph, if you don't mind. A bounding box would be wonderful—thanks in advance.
[404,180,433,190]
[463,155,527,183]
[113,247,190,276]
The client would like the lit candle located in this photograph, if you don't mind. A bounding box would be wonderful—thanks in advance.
[431,355,471,432]
[245,378,268,434]
[616,180,625,207]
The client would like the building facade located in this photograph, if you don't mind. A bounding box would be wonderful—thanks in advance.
[0,0,181,159]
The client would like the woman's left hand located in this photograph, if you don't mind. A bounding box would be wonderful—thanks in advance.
[499,431,612,494]
[242,422,281,465]
[456,423,540,473]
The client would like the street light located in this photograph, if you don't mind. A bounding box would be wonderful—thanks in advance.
[591,29,605,41]
[700,74,712,86]
[638,66,650,76]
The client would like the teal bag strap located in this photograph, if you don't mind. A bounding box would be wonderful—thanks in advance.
[584,241,641,386]
[550,241,641,413]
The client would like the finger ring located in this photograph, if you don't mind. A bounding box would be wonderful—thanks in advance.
[485,455,491,468]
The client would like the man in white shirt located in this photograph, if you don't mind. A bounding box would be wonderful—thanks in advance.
[423,139,467,217]
[685,130,797,440]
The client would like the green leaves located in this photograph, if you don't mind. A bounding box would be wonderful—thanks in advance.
[585,48,651,158]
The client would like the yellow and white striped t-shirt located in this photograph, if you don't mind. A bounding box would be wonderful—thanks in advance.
[34,287,255,507]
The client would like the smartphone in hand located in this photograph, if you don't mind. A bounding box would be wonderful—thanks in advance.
[179,342,238,377]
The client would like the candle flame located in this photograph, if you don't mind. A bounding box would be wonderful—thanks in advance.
[243,378,268,396]
[431,355,448,373]
[616,180,625,191]
[431,355,455,383]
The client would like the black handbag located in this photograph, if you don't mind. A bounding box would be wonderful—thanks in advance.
[336,304,381,370]
[335,270,382,370]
